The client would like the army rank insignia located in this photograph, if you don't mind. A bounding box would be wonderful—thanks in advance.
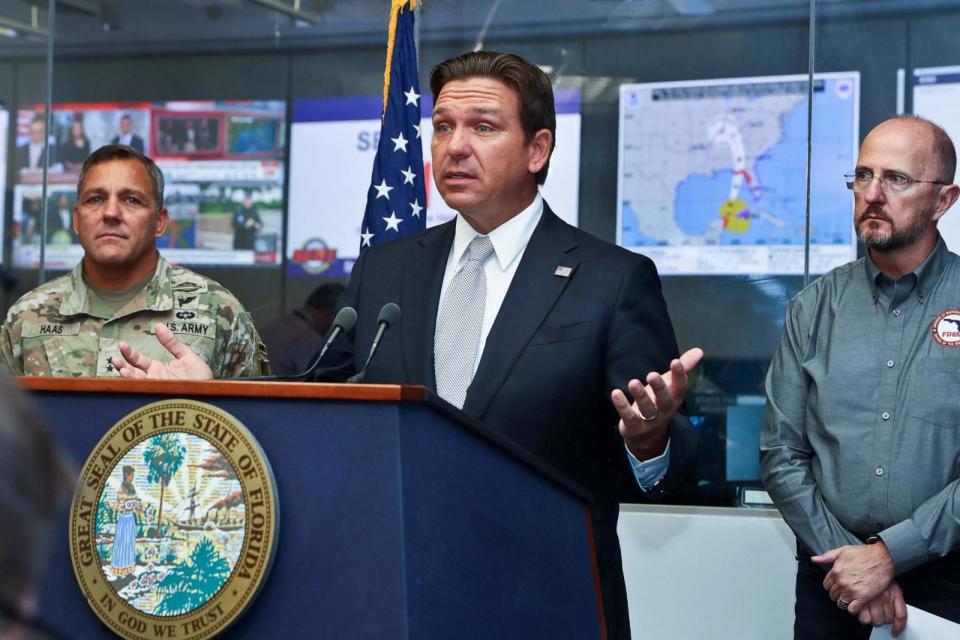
[69,400,278,639]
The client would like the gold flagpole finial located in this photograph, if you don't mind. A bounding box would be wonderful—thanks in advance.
[383,0,423,114]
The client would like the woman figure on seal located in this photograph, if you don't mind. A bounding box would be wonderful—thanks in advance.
[111,465,140,576]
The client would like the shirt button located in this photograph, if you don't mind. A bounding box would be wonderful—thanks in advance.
[886,360,895,368]
[892,309,901,317]
[875,467,884,476]
[881,411,890,420]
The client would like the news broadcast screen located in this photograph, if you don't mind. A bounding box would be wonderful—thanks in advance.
[12,100,286,269]
[286,91,581,277]
[0,106,8,263]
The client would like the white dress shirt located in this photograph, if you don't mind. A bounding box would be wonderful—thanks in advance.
[28,142,43,169]
[437,193,669,484]
[438,193,544,376]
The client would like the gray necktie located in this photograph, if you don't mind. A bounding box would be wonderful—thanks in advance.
[434,235,495,408]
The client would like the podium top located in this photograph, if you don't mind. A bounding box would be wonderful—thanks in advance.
[19,376,593,504]
[17,377,428,402]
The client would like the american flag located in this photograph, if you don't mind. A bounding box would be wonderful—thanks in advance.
[359,0,427,252]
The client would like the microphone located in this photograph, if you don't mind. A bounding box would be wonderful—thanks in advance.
[244,306,357,381]
[347,302,401,384]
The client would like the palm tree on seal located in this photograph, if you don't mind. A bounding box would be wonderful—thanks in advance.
[143,433,186,538]
[154,537,231,615]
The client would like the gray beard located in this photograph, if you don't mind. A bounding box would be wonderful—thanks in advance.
[857,215,929,253]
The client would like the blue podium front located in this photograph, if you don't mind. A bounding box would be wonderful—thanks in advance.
[23,379,605,639]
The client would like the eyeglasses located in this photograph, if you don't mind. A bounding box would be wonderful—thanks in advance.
[844,169,948,195]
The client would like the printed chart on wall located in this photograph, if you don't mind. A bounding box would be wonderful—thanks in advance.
[286,91,581,277]
[913,66,960,252]
[12,100,285,269]
[617,73,859,275]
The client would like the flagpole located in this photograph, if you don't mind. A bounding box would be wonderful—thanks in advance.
[414,2,421,68]
[382,0,423,116]
[359,0,427,254]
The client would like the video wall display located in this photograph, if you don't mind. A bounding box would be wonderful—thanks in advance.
[12,100,286,269]
[0,107,8,262]
[286,91,581,277]
[913,66,960,251]
[617,73,860,275]
[679,356,772,500]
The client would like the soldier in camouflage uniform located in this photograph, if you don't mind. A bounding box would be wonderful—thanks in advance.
[0,255,268,377]
[0,144,269,378]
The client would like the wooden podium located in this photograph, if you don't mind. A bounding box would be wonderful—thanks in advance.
[22,378,606,639]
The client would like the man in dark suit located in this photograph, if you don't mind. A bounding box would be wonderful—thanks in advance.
[111,51,701,639]
[15,114,52,173]
[111,114,145,153]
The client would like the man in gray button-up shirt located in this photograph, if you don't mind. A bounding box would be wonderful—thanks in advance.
[762,115,960,639]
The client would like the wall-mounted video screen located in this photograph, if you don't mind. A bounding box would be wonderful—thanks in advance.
[12,100,286,269]
[285,91,581,277]
[617,72,860,275]
[0,106,9,263]
[913,66,960,251]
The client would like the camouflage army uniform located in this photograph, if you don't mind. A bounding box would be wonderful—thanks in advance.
[0,256,270,378]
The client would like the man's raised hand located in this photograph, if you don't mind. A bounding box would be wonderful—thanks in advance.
[111,323,213,380]
[611,347,703,460]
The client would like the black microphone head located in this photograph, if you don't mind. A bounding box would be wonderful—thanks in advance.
[333,306,358,332]
[377,302,401,327]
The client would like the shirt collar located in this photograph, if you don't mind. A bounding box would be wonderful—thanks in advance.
[865,233,948,304]
[60,254,171,316]
[144,255,173,311]
[60,261,88,316]
[452,193,544,271]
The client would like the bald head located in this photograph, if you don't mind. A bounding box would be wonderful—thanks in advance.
[854,116,960,266]
[865,116,956,184]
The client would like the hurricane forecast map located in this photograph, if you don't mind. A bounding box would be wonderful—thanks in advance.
[617,73,859,275]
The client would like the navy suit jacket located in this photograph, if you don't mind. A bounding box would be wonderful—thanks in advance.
[318,204,698,637]
[111,134,144,154]
[15,143,50,171]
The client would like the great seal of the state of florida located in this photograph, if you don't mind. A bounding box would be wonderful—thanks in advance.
[69,400,278,639]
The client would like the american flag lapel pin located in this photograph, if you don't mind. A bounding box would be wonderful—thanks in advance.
[554,266,573,278]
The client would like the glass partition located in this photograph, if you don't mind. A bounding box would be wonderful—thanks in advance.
[0,0,49,311]
[816,1,960,250]
[11,0,959,503]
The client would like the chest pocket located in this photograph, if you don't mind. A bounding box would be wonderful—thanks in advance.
[911,360,960,429]
[19,322,97,376]
[528,321,592,346]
